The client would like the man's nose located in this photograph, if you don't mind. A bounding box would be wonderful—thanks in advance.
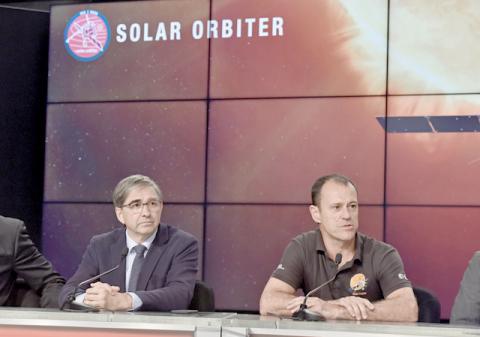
[141,203,151,216]
[341,206,351,219]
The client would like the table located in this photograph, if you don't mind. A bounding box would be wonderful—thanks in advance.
[0,308,478,337]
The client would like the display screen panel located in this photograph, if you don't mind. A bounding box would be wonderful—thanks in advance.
[386,95,480,205]
[210,0,387,98]
[386,206,480,318]
[207,97,385,204]
[45,101,206,203]
[389,0,480,94]
[48,0,210,101]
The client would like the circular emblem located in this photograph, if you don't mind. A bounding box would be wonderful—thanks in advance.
[350,273,367,292]
[64,10,111,62]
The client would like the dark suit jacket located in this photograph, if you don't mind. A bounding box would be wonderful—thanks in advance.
[59,224,198,311]
[0,215,65,307]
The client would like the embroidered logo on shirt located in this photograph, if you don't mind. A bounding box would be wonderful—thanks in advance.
[350,273,368,296]
[276,264,285,271]
[398,273,408,280]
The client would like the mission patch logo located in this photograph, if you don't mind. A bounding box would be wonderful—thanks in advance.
[350,273,368,296]
[64,10,111,62]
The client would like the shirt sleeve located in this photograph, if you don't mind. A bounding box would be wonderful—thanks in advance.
[450,251,480,325]
[271,239,304,289]
[376,246,412,298]
[129,292,143,311]
[73,293,87,306]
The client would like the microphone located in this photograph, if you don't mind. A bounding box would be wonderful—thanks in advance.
[61,247,128,311]
[292,253,342,321]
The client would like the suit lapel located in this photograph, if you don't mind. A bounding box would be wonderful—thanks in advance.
[136,224,169,290]
[109,229,127,292]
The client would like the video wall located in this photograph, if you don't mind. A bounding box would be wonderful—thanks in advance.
[44,0,480,318]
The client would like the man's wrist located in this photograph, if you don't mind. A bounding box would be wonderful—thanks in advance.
[323,301,342,320]
[107,292,133,311]
[127,292,143,311]
[306,297,329,318]
[123,292,134,311]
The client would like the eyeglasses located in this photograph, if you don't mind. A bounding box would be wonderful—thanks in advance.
[121,199,162,213]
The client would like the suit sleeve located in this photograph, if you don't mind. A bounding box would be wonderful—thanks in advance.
[135,235,198,311]
[450,252,480,325]
[58,237,100,308]
[13,223,65,308]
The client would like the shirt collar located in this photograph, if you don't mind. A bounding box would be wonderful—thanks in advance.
[315,229,363,263]
[353,232,364,262]
[315,228,327,252]
[125,228,158,252]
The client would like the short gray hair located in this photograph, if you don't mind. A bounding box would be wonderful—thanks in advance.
[112,174,163,207]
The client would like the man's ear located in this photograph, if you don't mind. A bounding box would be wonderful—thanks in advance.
[115,207,124,224]
[309,205,322,224]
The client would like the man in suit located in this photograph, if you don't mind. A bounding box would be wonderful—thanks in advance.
[0,215,65,307]
[59,174,198,311]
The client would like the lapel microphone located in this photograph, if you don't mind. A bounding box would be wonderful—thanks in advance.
[292,253,342,321]
[61,247,129,311]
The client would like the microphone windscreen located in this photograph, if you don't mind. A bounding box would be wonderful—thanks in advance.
[335,253,342,265]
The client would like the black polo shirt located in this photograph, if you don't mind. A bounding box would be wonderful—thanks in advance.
[271,229,411,301]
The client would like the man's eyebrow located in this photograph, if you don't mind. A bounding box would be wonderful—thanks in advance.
[127,198,142,204]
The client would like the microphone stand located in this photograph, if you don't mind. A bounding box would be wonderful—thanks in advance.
[61,248,129,311]
[292,253,342,321]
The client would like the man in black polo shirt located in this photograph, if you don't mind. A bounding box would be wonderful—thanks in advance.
[259,174,418,321]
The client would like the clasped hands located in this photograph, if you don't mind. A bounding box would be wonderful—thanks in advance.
[286,295,375,321]
[83,282,132,311]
